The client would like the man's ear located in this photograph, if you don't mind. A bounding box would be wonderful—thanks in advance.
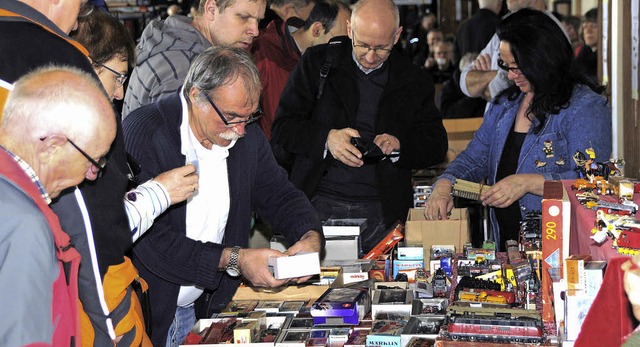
[203,0,217,19]
[393,26,403,45]
[346,20,352,39]
[38,134,67,164]
[311,21,324,38]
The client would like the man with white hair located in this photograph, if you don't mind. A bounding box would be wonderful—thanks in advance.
[124,46,322,347]
[0,66,116,346]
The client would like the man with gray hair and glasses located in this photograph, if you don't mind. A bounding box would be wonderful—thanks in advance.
[123,46,323,347]
[0,66,116,346]
[272,0,447,254]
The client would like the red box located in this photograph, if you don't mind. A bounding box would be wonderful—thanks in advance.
[541,181,570,325]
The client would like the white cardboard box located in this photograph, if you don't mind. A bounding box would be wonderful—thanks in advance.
[268,252,321,279]
[323,236,359,260]
[322,218,367,237]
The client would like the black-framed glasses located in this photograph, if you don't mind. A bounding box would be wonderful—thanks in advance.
[91,57,128,87]
[67,138,107,175]
[202,93,263,127]
[497,59,523,76]
[351,32,393,56]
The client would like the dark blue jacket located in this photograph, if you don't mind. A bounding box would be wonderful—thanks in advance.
[123,93,322,346]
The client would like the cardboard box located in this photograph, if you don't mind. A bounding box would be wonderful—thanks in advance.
[564,291,597,341]
[371,289,413,320]
[392,260,424,281]
[404,208,470,256]
[324,236,359,260]
[564,254,592,291]
[584,261,606,296]
[323,218,368,237]
[234,320,259,344]
[541,181,570,325]
[268,252,321,280]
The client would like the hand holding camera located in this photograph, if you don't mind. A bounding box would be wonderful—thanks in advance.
[327,128,364,167]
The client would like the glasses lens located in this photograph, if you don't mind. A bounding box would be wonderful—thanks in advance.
[116,75,127,87]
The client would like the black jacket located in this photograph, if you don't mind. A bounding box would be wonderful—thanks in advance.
[272,37,448,227]
[123,93,322,346]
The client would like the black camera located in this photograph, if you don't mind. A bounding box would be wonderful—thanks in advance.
[350,137,386,164]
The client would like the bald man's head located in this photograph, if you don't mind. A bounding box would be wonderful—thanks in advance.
[1,66,116,197]
[351,0,399,32]
[347,0,402,70]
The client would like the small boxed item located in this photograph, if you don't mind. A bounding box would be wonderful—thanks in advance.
[323,218,367,237]
[254,301,283,313]
[311,287,370,325]
[233,320,259,344]
[371,288,413,320]
[322,218,366,261]
[324,236,359,260]
[344,330,368,347]
[365,319,406,347]
[584,261,606,296]
[400,315,446,345]
[329,327,352,347]
[276,329,310,347]
[268,252,321,280]
[392,260,424,281]
[397,246,424,260]
[564,254,592,291]
[220,300,258,316]
[279,300,306,315]
[412,298,448,315]
[404,208,470,254]
[564,291,597,341]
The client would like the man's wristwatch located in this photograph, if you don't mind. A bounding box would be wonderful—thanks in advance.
[225,246,241,277]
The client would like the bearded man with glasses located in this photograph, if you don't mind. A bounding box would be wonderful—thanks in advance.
[123,46,323,347]
[272,0,447,254]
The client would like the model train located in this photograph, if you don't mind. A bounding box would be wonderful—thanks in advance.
[442,315,544,344]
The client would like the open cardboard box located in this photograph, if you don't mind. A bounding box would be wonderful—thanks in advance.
[404,208,470,258]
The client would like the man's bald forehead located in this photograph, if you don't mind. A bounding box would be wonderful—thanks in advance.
[351,0,399,28]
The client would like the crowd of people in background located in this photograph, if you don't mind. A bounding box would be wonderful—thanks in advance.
[0,0,608,345]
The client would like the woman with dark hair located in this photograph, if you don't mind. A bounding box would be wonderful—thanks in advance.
[72,10,135,100]
[69,10,199,346]
[424,8,611,250]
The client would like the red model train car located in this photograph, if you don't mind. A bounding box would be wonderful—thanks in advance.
[443,315,544,344]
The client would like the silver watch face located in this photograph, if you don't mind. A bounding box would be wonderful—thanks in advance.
[226,266,241,277]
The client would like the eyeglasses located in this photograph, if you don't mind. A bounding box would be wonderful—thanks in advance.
[202,93,263,127]
[67,138,107,175]
[497,59,523,76]
[351,32,393,56]
[78,1,95,17]
[91,58,128,87]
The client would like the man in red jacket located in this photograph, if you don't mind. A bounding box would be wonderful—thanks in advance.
[0,66,116,346]
[251,0,350,139]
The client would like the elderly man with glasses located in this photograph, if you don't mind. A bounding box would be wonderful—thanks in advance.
[0,66,116,347]
[272,0,447,254]
[123,46,323,347]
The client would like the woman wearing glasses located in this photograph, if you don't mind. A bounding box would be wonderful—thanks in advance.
[70,10,199,346]
[424,9,612,251]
